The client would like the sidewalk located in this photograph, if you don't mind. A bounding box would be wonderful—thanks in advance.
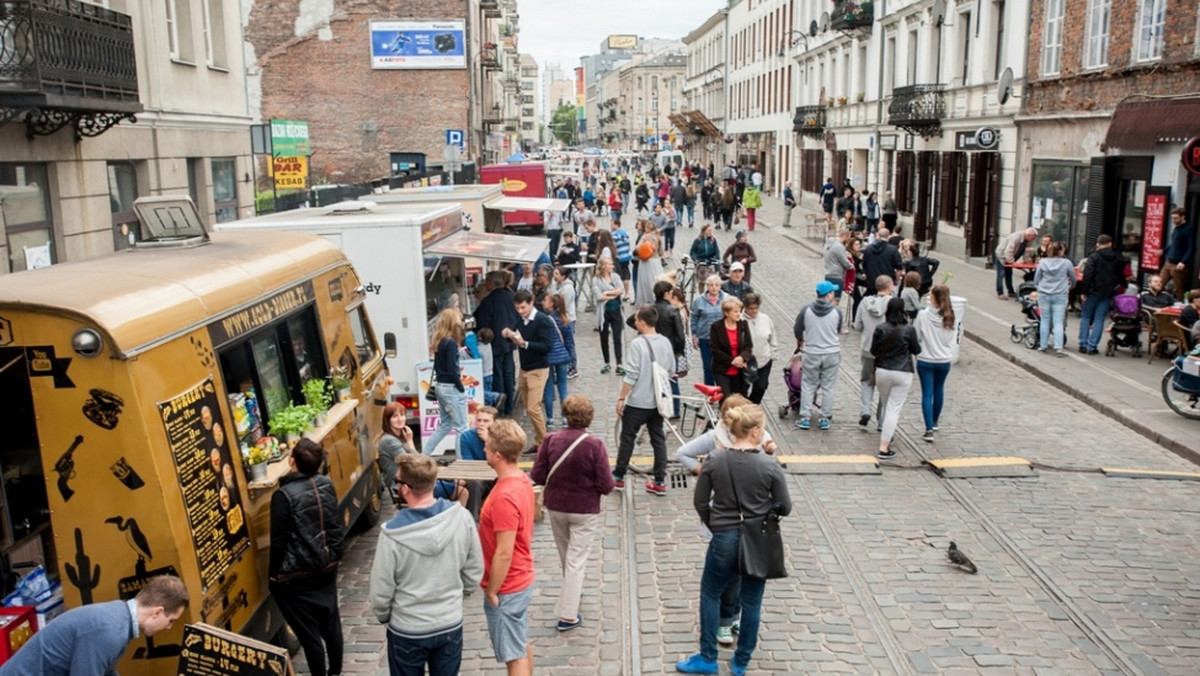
[750,192,1200,463]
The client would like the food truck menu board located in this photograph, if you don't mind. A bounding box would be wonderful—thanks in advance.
[159,378,250,592]
[177,623,292,675]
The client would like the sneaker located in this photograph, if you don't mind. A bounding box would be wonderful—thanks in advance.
[858,414,870,427]
[731,662,748,676]
[716,626,733,645]
[1087,348,1100,355]
[601,364,612,374]
[818,417,831,431]
[613,474,625,489]
[922,429,934,443]
[731,621,740,634]
[877,449,896,459]
[932,425,939,431]
[795,418,811,430]
[615,365,626,375]
[675,653,719,674]
[545,419,556,430]
[557,615,582,632]
[567,369,580,379]
[645,481,667,496]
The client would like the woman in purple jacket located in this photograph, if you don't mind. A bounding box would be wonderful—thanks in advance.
[530,395,615,632]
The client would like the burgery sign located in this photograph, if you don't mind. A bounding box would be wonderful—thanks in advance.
[501,178,527,191]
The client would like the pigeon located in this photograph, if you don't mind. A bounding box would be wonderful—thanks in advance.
[947,541,978,574]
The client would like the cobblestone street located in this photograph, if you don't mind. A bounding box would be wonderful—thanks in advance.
[316,209,1200,675]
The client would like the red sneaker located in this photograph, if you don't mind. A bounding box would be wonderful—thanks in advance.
[644,481,667,496]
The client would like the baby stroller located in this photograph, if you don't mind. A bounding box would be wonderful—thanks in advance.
[1010,283,1040,350]
[1105,293,1143,357]
[777,350,821,419]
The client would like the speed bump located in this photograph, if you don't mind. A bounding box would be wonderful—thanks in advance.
[926,456,1034,478]
[775,454,881,475]
[1101,468,1200,481]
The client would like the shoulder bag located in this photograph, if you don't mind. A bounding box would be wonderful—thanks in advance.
[640,336,676,419]
[545,432,589,485]
[424,370,439,401]
[727,452,787,579]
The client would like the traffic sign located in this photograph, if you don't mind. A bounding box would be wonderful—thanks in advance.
[446,129,465,150]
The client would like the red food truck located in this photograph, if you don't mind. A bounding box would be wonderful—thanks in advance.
[479,163,553,234]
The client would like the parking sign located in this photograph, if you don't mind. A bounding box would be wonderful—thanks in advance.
[446,129,464,150]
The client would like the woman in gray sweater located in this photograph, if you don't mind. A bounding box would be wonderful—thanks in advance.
[677,404,791,676]
[1033,242,1076,355]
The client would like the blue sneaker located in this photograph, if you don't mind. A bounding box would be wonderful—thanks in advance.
[795,418,811,430]
[818,417,831,431]
[675,653,718,674]
[731,662,748,676]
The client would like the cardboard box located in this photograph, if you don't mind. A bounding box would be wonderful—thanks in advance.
[0,606,37,665]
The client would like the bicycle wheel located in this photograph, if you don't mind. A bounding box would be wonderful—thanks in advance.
[1161,368,1200,420]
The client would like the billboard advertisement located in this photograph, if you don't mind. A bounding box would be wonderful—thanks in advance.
[607,34,637,50]
[370,20,466,69]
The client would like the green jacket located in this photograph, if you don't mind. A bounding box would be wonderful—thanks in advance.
[742,186,763,209]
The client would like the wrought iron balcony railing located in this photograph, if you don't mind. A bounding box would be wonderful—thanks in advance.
[831,1,874,33]
[0,0,141,139]
[792,105,826,137]
[888,84,945,137]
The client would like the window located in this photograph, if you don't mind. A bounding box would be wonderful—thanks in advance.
[166,0,179,58]
[1136,0,1167,62]
[1042,0,1065,75]
[1029,162,1090,262]
[166,0,194,62]
[201,0,226,68]
[108,161,139,250]
[959,11,972,84]
[993,0,1006,79]
[1084,0,1111,69]
[347,304,379,367]
[0,163,55,272]
[212,158,237,223]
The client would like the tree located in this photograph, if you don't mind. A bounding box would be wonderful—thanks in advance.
[549,103,578,146]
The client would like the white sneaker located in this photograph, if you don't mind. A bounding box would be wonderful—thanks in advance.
[716,626,733,645]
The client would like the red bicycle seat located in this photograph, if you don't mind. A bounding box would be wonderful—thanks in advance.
[694,383,724,403]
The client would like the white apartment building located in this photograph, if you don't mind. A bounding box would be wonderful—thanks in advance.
[682,9,728,170]
[518,53,539,152]
[0,0,253,273]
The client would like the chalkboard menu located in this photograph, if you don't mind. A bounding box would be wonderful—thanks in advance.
[177,623,292,675]
[159,378,250,592]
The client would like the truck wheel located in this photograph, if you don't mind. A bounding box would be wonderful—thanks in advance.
[355,491,383,531]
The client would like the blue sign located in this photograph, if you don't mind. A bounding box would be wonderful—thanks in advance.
[370,20,466,70]
[446,129,465,150]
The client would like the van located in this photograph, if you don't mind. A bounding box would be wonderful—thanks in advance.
[0,198,387,674]
[656,149,684,176]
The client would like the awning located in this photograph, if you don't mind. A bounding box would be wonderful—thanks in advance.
[486,196,572,212]
[668,113,691,132]
[1106,98,1200,150]
[686,110,723,138]
[425,231,548,263]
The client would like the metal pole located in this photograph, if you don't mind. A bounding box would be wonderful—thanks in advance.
[874,0,887,195]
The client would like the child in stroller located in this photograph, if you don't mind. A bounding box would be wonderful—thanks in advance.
[1105,293,1142,357]
[777,350,821,419]
[1010,283,1041,349]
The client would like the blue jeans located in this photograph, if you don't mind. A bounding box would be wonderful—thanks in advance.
[685,202,695,225]
[1078,294,1111,351]
[423,383,469,454]
[663,225,676,251]
[494,350,516,415]
[482,374,500,407]
[1037,292,1068,350]
[546,229,562,259]
[387,627,462,676]
[564,321,577,371]
[994,254,1016,296]
[916,360,951,432]
[698,338,715,386]
[543,363,569,421]
[699,530,766,668]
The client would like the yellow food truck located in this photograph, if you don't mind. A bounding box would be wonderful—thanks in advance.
[0,198,387,674]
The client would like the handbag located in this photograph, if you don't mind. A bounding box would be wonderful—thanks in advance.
[545,433,589,485]
[742,355,759,384]
[424,371,438,401]
[727,452,787,579]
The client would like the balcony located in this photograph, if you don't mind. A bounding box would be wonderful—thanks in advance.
[830,1,874,34]
[0,0,141,140]
[480,45,501,71]
[792,105,826,137]
[888,84,945,137]
[480,0,501,18]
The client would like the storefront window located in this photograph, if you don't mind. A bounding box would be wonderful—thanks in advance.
[212,158,237,223]
[0,163,55,272]
[1118,179,1147,279]
[1030,162,1090,262]
[108,161,139,250]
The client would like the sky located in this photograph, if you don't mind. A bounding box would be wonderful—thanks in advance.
[513,0,728,73]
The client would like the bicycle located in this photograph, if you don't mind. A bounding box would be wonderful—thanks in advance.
[676,256,722,304]
[612,383,725,485]
[1162,356,1200,420]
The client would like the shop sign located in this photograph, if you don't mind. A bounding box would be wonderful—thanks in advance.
[1183,136,1200,177]
[177,623,290,675]
[269,119,309,156]
[271,155,308,190]
[1141,188,1170,272]
[880,134,897,150]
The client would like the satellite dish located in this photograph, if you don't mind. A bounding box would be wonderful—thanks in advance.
[820,12,830,32]
[997,66,1014,105]
[931,0,947,26]
[809,20,819,37]
[724,134,734,144]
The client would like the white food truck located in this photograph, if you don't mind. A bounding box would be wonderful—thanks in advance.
[370,183,570,235]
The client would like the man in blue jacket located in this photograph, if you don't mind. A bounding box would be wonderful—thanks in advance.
[0,575,188,676]
[502,289,555,451]
[1159,207,1195,300]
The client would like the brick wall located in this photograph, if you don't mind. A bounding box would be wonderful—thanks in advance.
[246,0,470,181]
[1027,0,1200,114]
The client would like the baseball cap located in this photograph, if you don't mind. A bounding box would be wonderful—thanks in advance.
[816,280,839,296]
[729,262,745,272]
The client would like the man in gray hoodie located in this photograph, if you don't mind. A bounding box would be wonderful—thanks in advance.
[823,229,853,301]
[793,280,844,430]
[853,276,895,428]
[370,453,484,675]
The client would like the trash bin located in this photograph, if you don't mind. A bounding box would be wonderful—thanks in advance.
[950,296,967,364]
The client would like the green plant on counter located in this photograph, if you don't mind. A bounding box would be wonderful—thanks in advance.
[302,378,332,411]
[267,404,317,438]
[331,366,352,392]
[245,444,270,466]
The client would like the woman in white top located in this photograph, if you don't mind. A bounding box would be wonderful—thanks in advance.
[913,285,958,443]
[741,293,778,405]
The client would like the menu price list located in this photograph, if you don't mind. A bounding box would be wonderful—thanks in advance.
[177,623,291,676]
[159,378,250,592]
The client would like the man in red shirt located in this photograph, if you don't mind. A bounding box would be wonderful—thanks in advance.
[479,418,536,675]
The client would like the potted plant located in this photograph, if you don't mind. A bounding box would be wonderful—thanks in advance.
[331,367,352,402]
[302,379,332,426]
[836,96,848,107]
[244,443,271,482]
[267,404,316,445]
[855,91,866,103]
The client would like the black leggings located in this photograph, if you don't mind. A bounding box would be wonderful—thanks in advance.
[600,308,624,365]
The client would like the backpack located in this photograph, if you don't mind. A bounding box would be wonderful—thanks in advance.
[641,336,676,419]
